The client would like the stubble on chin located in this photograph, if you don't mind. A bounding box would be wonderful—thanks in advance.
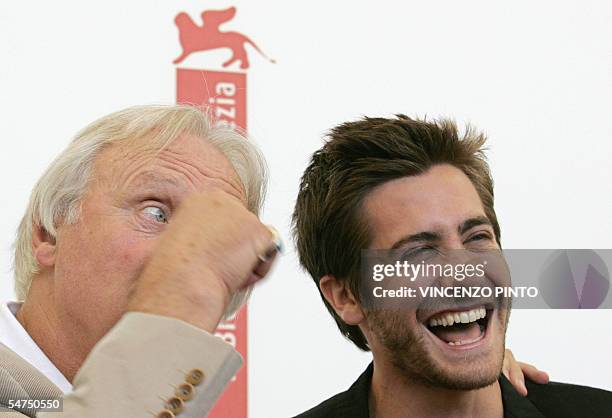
[367,309,507,391]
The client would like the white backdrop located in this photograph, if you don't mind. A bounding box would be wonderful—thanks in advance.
[1,1,611,417]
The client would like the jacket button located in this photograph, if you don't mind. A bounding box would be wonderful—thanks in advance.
[186,369,205,386]
[176,383,194,401]
[165,396,184,414]
[156,410,175,418]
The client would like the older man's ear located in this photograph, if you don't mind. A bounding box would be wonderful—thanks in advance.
[319,275,366,326]
[32,224,57,268]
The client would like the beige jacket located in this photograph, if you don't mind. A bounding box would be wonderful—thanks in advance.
[0,312,242,417]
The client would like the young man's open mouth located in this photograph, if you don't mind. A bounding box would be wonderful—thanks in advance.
[422,304,495,350]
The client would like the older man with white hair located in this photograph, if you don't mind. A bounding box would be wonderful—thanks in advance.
[1,104,279,417]
[0,104,541,417]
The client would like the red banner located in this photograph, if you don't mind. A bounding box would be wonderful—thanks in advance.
[177,69,247,130]
[177,68,248,418]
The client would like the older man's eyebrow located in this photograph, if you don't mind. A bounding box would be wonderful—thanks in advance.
[391,231,442,249]
[458,216,492,235]
[127,171,183,190]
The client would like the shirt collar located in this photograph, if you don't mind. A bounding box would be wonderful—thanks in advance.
[0,301,73,393]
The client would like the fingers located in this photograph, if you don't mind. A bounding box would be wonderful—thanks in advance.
[502,349,551,396]
[243,247,280,289]
[253,250,279,280]
[518,362,550,385]
[502,349,527,396]
[243,226,282,289]
[501,348,514,377]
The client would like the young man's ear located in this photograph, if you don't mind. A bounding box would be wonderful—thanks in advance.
[32,224,57,268]
[319,275,365,325]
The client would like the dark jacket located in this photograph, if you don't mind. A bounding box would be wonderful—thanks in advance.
[294,363,612,418]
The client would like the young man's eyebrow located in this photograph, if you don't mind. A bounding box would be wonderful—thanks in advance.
[391,231,441,249]
[458,216,492,235]
[389,216,492,249]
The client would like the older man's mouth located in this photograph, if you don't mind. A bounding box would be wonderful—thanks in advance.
[424,306,491,348]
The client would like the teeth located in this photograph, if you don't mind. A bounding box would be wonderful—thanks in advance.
[428,306,487,328]
[468,310,477,322]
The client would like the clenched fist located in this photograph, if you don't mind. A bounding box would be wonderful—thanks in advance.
[127,190,279,332]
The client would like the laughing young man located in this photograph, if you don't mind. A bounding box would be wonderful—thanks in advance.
[292,115,612,417]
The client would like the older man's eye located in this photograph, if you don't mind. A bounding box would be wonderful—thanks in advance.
[142,206,168,224]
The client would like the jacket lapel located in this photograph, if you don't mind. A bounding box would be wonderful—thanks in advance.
[499,374,546,418]
[334,362,372,418]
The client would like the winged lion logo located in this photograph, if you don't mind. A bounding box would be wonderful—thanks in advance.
[173,6,275,69]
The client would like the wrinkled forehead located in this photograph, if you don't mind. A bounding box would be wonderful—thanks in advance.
[91,133,246,203]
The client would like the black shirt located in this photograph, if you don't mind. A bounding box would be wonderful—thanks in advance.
[294,363,612,418]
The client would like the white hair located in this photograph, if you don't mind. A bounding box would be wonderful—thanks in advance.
[13,104,267,318]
